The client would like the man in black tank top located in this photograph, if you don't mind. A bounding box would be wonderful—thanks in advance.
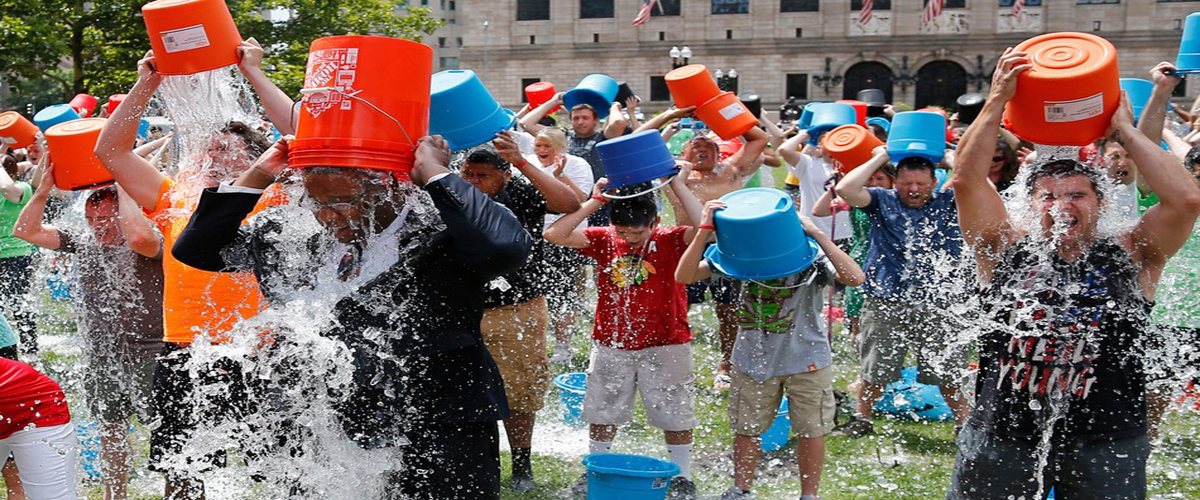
[946,49,1200,500]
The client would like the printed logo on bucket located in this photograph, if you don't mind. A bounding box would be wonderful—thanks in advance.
[652,477,670,489]
[303,47,360,118]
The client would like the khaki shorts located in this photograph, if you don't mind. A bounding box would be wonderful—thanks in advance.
[481,296,550,413]
[728,366,836,438]
[582,343,697,432]
[859,297,967,387]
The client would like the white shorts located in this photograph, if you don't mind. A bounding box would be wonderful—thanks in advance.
[0,422,77,500]
[582,343,698,432]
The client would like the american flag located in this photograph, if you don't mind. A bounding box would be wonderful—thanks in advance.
[632,0,659,27]
[921,0,944,26]
[859,0,873,25]
[1012,0,1025,20]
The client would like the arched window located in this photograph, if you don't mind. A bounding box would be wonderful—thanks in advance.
[843,62,894,103]
[915,60,967,109]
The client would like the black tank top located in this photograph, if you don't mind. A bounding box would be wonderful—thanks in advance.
[972,237,1151,439]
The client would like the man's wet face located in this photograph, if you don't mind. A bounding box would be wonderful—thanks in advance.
[85,196,122,247]
[570,109,597,136]
[460,162,509,198]
[684,139,718,171]
[200,132,254,187]
[1103,142,1134,185]
[303,170,385,244]
[894,168,936,208]
[1031,174,1101,245]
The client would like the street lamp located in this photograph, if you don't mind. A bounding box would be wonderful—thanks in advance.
[813,57,843,93]
[715,68,739,93]
[670,46,691,69]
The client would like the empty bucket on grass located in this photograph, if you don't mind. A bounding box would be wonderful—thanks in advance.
[1120,78,1154,123]
[821,124,884,174]
[874,367,952,421]
[695,92,756,141]
[142,0,243,75]
[596,130,678,189]
[430,69,514,152]
[0,112,38,149]
[69,94,97,117]
[555,372,587,426]
[1003,32,1120,146]
[45,118,114,191]
[583,453,679,500]
[760,399,791,452]
[33,105,80,132]
[807,102,857,144]
[1175,13,1200,74]
[665,64,722,110]
[564,74,619,119]
[887,111,947,164]
[292,36,432,177]
[706,188,820,280]
[525,81,559,113]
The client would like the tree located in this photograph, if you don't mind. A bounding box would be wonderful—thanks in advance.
[0,0,440,112]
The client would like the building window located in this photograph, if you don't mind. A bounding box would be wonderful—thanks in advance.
[851,0,889,9]
[1160,0,1200,2]
[440,0,445,8]
[781,0,819,11]
[530,35,537,44]
[1174,79,1188,98]
[659,31,666,41]
[420,0,428,5]
[1077,0,1118,4]
[593,33,600,43]
[457,37,463,47]
[795,28,803,37]
[650,76,671,102]
[999,0,1041,5]
[926,0,964,7]
[726,29,733,39]
[440,57,459,69]
[438,37,446,48]
[713,0,750,15]
[517,0,550,20]
[786,73,808,100]
[1093,20,1102,30]
[653,0,682,16]
[521,78,541,103]
[449,0,455,9]
[581,0,614,18]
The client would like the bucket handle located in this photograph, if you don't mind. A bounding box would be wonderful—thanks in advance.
[601,172,679,200]
[299,87,416,150]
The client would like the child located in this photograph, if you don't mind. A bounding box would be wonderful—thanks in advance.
[675,200,866,500]
[544,164,703,499]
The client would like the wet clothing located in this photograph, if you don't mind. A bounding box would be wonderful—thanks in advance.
[859,296,967,386]
[483,177,549,308]
[844,208,872,319]
[0,253,35,353]
[728,365,836,438]
[567,129,607,182]
[785,154,851,241]
[0,422,77,500]
[582,343,697,431]
[860,187,963,300]
[0,182,35,258]
[0,358,71,440]
[386,420,501,499]
[685,276,740,305]
[1153,226,1200,329]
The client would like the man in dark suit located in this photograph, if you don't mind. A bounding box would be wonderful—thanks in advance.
[171,135,531,499]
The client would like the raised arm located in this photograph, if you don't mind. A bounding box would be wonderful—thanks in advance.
[674,200,723,284]
[811,187,836,217]
[494,132,580,213]
[634,106,695,134]
[776,128,809,168]
[12,162,60,249]
[604,102,629,139]
[95,51,168,211]
[662,161,702,241]
[801,216,865,286]
[117,186,163,258]
[0,157,23,203]
[624,97,642,131]
[238,38,300,135]
[519,92,563,136]
[835,146,888,208]
[545,179,607,249]
[726,126,770,177]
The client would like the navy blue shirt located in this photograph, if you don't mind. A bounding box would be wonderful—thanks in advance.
[860,187,963,300]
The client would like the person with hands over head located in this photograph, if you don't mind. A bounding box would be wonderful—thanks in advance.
[544,164,704,500]
[521,92,629,185]
[236,38,303,135]
[947,48,1200,500]
[0,149,38,357]
[675,200,864,500]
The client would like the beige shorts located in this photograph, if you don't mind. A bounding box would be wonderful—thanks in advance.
[581,343,697,432]
[481,296,550,413]
[728,366,836,438]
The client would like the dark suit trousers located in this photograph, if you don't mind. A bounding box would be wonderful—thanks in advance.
[386,420,501,499]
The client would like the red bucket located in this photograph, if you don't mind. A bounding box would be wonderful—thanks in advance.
[142,0,243,75]
[104,95,127,116]
[70,94,98,117]
[525,82,560,113]
[836,99,868,126]
[290,36,432,176]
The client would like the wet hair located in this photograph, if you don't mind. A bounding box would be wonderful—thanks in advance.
[465,149,510,170]
[537,127,568,153]
[220,121,270,157]
[609,192,658,227]
[569,104,597,119]
[993,141,1021,188]
[86,186,119,208]
[1024,159,1105,200]
[1186,145,1200,171]
[878,163,897,178]
[895,157,936,179]
[868,123,888,140]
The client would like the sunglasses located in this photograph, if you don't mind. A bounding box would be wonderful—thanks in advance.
[992,156,1005,162]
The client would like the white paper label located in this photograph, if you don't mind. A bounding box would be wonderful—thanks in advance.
[0,136,15,145]
[718,102,746,121]
[1044,92,1104,123]
[161,25,211,54]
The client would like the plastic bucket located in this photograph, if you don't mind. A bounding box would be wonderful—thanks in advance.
[956,92,986,125]
[0,112,39,149]
[292,36,431,174]
[76,421,101,480]
[857,88,888,110]
[1003,32,1120,146]
[665,64,722,109]
[1175,13,1200,74]
[563,74,619,119]
[695,92,756,141]
[69,94,98,117]
[104,95,127,116]
[583,454,680,500]
[45,118,114,191]
[836,99,869,126]
[525,81,559,113]
[706,188,820,280]
[866,116,891,136]
[887,111,947,164]
[33,104,81,132]
[429,69,514,152]
[807,102,857,143]
[1120,78,1154,123]
[797,102,823,130]
[821,124,884,174]
[740,93,762,119]
[874,367,952,421]
[554,372,587,426]
[759,399,790,452]
[615,81,637,104]
[597,130,679,189]
[142,0,243,76]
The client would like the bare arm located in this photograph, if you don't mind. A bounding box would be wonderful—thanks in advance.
[727,126,770,177]
[0,161,22,203]
[115,186,163,258]
[776,129,809,167]
[11,163,59,249]
[634,106,695,134]
[835,147,888,208]
[674,200,723,284]
[238,38,300,135]
[1162,126,1190,161]
[494,132,580,213]
[662,162,702,241]
[604,102,629,139]
[544,179,607,249]
[95,51,168,211]
[624,97,641,131]
[519,92,563,136]
[812,188,836,217]
[802,216,865,286]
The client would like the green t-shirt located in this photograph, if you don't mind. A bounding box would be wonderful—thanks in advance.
[0,182,35,259]
[1155,227,1200,328]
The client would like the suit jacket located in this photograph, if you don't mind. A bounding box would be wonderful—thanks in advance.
[173,175,532,449]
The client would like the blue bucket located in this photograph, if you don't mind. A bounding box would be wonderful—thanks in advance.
[806,102,857,144]
[76,421,101,480]
[866,116,891,136]
[874,367,952,421]
[33,104,81,132]
[564,74,619,119]
[554,372,587,426]
[596,130,678,189]
[429,69,515,151]
[759,399,790,452]
[1120,78,1154,123]
[1175,13,1200,74]
[706,188,820,280]
[45,274,73,301]
[583,453,680,500]
[934,168,949,191]
[797,102,823,130]
[887,111,946,164]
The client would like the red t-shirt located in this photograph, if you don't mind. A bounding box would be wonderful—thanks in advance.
[578,226,693,350]
[0,359,71,440]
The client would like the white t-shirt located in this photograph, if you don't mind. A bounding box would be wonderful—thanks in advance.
[786,154,851,240]
[519,153,595,230]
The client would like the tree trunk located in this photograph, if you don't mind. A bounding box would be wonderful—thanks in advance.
[71,18,85,97]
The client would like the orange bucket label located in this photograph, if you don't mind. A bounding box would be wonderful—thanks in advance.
[1043,92,1104,123]
[303,47,361,117]
[161,24,212,53]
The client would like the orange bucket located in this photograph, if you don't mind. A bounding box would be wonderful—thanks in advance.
[821,124,884,174]
[695,92,757,141]
[0,112,39,149]
[1003,32,1120,146]
[44,118,115,191]
[525,82,560,113]
[665,64,722,109]
[142,0,243,75]
[290,35,432,176]
[836,100,868,126]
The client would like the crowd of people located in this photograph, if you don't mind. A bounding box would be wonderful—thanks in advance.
[0,35,1198,500]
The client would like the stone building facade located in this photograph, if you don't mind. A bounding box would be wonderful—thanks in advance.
[456,0,1195,113]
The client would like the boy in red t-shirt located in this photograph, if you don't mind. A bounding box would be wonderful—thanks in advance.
[0,358,75,500]
[544,165,704,498]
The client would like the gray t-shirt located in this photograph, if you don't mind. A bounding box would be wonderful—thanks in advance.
[721,249,836,381]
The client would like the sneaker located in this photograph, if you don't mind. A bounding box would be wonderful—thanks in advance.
[550,343,572,363]
[831,414,874,438]
[667,476,698,499]
[721,486,756,500]
[511,475,537,492]
[571,472,588,498]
